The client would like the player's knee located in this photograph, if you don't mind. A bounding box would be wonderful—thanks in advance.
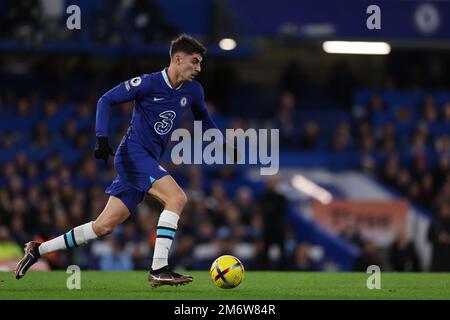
[93,221,115,237]
[169,191,187,211]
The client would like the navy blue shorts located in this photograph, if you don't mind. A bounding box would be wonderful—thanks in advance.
[105,138,169,213]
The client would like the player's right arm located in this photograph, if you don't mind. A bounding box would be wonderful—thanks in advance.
[94,75,151,162]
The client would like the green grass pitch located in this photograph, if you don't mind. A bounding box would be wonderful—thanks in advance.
[1,271,450,300]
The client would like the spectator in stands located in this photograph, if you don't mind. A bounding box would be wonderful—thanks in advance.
[8,175,24,200]
[359,122,378,171]
[16,97,31,118]
[388,230,420,271]
[366,95,389,128]
[32,122,51,149]
[361,156,376,175]
[194,220,216,245]
[26,163,41,186]
[407,181,422,206]
[0,133,15,150]
[206,181,230,227]
[298,121,320,151]
[395,105,416,145]
[279,60,309,97]
[356,120,372,142]
[435,177,450,215]
[339,221,364,248]
[410,127,430,165]
[131,0,178,44]
[435,135,450,160]
[420,173,435,208]
[326,62,355,108]
[275,92,298,149]
[433,156,450,191]
[0,163,13,189]
[171,233,196,270]
[76,102,94,132]
[10,214,29,246]
[0,225,24,268]
[99,237,133,271]
[235,186,255,225]
[396,169,412,196]
[331,122,353,152]
[359,134,375,155]
[39,0,66,42]
[119,221,151,270]
[62,120,79,148]
[14,152,29,178]
[441,102,450,123]
[380,122,397,142]
[259,176,288,270]
[420,95,438,127]
[1,0,41,44]
[353,240,383,271]
[378,135,397,159]
[380,154,400,186]
[290,243,315,271]
[0,189,11,224]
[428,201,450,271]
[223,205,255,243]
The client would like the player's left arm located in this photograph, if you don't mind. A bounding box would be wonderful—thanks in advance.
[94,75,151,163]
[191,85,241,163]
[96,75,150,138]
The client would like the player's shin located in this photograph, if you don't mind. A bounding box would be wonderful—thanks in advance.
[151,210,180,271]
[38,221,98,255]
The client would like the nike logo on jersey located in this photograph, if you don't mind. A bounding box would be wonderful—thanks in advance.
[154,97,165,101]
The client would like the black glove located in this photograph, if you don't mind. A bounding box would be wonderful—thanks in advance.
[224,143,242,164]
[94,136,115,164]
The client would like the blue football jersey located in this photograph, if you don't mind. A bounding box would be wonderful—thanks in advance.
[96,68,219,160]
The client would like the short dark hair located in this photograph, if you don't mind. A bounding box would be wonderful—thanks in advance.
[169,34,206,58]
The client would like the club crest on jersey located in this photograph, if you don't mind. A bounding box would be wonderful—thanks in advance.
[180,97,187,107]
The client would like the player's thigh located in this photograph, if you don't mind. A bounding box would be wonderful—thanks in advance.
[94,195,130,232]
[147,175,187,207]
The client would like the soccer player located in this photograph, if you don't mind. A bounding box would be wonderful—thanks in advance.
[15,34,237,287]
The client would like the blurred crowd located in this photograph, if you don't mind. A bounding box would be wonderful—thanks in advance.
[0,0,178,46]
[1,85,450,272]
[1,52,450,272]
[272,90,450,271]
[0,90,319,272]
[275,92,450,212]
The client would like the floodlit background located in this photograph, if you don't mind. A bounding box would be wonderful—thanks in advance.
[1,0,450,273]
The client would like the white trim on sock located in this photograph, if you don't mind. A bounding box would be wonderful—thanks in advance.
[158,210,179,228]
[38,235,66,255]
[73,221,98,244]
[151,210,180,270]
[38,221,98,256]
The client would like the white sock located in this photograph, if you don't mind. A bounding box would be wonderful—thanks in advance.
[152,210,180,271]
[39,221,98,256]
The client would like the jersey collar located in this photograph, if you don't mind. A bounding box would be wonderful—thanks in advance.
[161,68,183,90]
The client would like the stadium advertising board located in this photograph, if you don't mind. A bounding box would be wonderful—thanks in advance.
[313,200,410,247]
